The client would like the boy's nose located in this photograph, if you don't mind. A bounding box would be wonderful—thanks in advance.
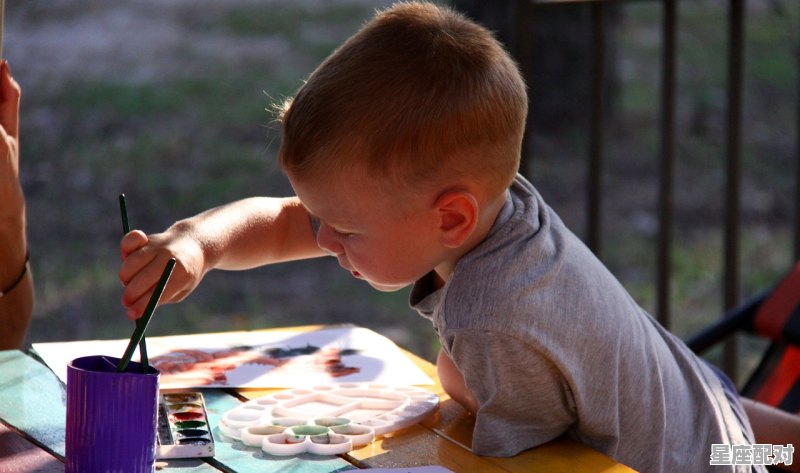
[316,223,343,256]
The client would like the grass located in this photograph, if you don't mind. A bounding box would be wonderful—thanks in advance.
[16,0,439,355]
[11,0,799,373]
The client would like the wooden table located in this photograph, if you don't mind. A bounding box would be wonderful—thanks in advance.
[0,327,636,473]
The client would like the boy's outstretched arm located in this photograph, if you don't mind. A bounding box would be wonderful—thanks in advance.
[119,196,323,319]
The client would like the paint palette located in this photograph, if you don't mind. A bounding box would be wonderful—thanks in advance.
[219,383,439,456]
[156,392,215,459]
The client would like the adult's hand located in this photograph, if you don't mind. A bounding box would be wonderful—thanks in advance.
[0,60,32,350]
[0,60,22,219]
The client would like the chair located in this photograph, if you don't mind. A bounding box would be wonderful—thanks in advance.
[686,261,800,414]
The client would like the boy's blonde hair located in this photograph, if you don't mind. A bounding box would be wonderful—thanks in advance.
[277,1,527,198]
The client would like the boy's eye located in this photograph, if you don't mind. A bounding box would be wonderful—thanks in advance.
[333,228,354,238]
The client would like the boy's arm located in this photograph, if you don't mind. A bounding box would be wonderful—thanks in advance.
[437,349,479,414]
[175,196,323,270]
[741,398,800,473]
[444,330,575,457]
[119,196,324,318]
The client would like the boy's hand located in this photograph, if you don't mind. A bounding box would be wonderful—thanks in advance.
[117,196,323,319]
[119,228,206,319]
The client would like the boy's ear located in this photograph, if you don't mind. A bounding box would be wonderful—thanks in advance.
[434,190,479,249]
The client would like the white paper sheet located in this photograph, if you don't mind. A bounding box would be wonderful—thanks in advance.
[360,468,454,473]
[33,326,433,389]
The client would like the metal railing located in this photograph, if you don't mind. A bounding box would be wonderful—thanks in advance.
[510,0,799,382]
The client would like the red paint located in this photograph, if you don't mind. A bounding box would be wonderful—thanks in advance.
[172,411,203,421]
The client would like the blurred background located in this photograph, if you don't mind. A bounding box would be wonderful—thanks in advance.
[6,0,798,376]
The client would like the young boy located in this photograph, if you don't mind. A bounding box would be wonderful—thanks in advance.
[119,3,796,472]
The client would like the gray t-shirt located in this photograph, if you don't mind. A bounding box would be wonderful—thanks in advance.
[410,175,757,472]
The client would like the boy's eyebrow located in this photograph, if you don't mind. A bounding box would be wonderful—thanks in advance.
[305,209,351,230]
[301,205,322,222]
[299,199,360,229]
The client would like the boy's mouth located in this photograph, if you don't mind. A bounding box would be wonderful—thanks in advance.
[336,258,362,279]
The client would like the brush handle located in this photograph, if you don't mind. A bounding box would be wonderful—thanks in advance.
[119,194,147,370]
[119,194,130,234]
[116,258,176,373]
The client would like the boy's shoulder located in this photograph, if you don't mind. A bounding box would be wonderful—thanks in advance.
[443,175,636,334]
[451,174,567,278]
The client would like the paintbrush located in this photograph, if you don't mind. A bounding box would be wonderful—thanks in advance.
[116,258,176,373]
[119,193,149,373]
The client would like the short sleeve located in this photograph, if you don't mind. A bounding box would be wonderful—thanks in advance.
[446,329,576,456]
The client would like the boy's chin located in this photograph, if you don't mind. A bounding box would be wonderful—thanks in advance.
[348,269,411,292]
[364,279,410,292]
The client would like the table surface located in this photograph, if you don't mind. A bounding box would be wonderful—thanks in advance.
[0,325,636,473]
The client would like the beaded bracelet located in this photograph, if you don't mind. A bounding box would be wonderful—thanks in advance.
[0,251,30,297]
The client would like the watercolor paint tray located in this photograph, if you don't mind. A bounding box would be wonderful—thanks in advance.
[157,391,215,459]
[219,383,439,456]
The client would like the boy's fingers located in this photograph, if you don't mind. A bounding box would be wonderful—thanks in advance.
[125,288,158,320]
[121,255,171,306]
[125,299,146,320]
[172,288,191,303]
[120,230,149,259]
[118,246,157,286]
[119,231,199,318]
[125,280,184,319]
[121,277,156,314]
[122,258,190,316]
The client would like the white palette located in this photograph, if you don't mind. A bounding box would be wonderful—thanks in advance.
[219,383,439,456]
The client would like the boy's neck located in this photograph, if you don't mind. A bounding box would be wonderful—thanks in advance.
[433,188,509,289]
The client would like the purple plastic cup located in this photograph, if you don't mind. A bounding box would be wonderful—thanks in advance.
[65,355,160,473]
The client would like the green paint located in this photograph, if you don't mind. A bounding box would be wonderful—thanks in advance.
[178,428,210,438]
[290,425,329,436]
[175,420,206,429]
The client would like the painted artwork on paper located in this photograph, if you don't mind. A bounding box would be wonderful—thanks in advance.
[32,326,433,389]
[149,344,361,386]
